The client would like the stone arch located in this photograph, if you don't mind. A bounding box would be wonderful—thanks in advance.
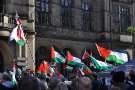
[0,40,14,71]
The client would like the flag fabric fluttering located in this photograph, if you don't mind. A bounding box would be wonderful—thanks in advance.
[15,11,22,25]
[81,65,92,76]
[64,64,73,72]
[67,51,84,67]
[49,67,55,77]
[10,64,17,85]
[10,26,26,46]
[90,55,113,70]
[82,49,90,60]
[10,26,18,41]
[51,47,66,63]
[9,12,26,46]
[37,61,50,80]
[37,61,50,75]
[96,44,128,65]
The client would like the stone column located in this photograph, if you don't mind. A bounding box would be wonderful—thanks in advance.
[25,0,35,70]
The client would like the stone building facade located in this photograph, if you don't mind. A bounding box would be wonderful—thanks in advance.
[35,0,106,64]
[104,0,135,59]
[36,0,135,64]
[0,0,35,71]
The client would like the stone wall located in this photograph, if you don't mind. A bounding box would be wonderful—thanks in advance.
[36,37,93,58]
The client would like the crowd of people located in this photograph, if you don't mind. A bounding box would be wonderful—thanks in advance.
[0,60,135,90]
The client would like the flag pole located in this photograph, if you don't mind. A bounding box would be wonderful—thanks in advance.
[95,43,102,56]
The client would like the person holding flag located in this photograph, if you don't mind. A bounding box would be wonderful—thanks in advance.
[9,63,17,86]
[37,60,50,80]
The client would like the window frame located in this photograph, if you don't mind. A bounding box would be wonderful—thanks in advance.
[60,0,74,29]
[111,2,131,33]
[35,0,51,25]
[81,2,92,31]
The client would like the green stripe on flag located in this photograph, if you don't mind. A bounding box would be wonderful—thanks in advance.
[16,40,26,46]
[68,61,83,68]
[54,57,65,63]
[106,55,125,65]
[90,56,113,70]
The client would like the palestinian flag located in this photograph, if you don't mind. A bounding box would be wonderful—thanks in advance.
[10,26,26,46]
[37,61,50,80]
[10,64,17,85]
[67,51,84,67]
[64,64,73,72]
[82,65,92,76]
[96,44,128,64]
[90,55,113,70]
[49,67,55,77]
[82,49,90,60]
[15,12,22,25]
[51,47,66,63]
[16,17,22,25]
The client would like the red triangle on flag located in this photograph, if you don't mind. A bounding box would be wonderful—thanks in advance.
[96,44,111,59]
[82,50,90,60]
[51,47,55,59]
[83,69,92,75]
[17,26,23,39]
[67,51,73,62]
